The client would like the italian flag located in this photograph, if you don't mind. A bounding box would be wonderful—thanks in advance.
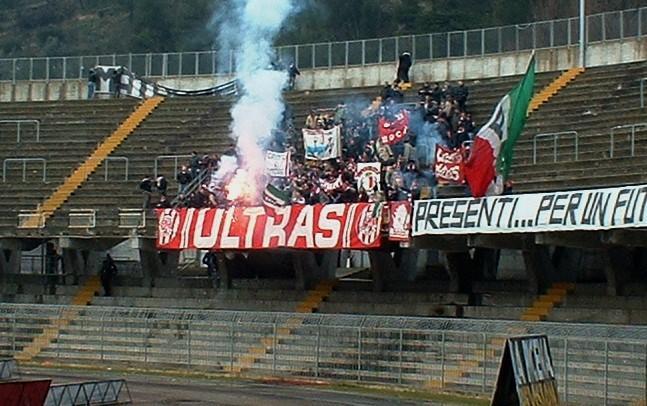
[464,54,536,197]
[263,183,290,214]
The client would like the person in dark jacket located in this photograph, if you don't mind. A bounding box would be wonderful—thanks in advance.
[87,68,97,99]
[177,165,192,194]
[202,252,219,287]
[396,51,412,86]
[100,254,118,297]
[190,151,201,178]
[454,80,469,111]
[139,175,153,209]
[288,63,300,90]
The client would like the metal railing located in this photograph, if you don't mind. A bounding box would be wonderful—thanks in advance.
[0,119,40,143]
[0,8,644,83]
[1,304,647,404]
[68,209,96,229]
[2,158,46,182]
[609,123,647,158]
[0,358,17,380]
[172,168,208,207]
[103,156,129,181]
[153,155,191,179]
[118,209,146,229]
[533,131,579,164]
[44,379,131,406]
[17,210,45,229]
[640,77,647,108]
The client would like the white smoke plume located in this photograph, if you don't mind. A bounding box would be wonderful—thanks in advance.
[215,0,295,203]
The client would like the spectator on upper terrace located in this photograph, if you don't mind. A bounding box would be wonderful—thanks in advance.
[202,252,219,287]
[396,52,413,87]
[454,81,469,111]
[139,175,154,209]
[288,63,300,90]
[177,165,192,194]
[87,68,97,100]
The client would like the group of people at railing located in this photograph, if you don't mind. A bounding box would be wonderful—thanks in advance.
[140,77,475,209]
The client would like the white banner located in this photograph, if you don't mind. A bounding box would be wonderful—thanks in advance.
[413,184,647,236]
[265,150,290,177]
[303,126,341,160]
[356,162,381,192]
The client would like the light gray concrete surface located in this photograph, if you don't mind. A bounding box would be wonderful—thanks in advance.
[21,367,471,405]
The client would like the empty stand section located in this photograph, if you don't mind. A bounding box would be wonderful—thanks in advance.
[21,97,164,229]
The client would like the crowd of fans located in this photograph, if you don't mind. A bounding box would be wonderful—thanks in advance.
[142,79,476,209]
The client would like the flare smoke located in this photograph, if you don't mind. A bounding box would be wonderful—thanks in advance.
[215,0,294,202]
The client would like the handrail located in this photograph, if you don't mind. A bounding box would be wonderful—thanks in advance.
[172,168,209,207]
[641,77,647,109]
[118,208,146,229]
[2,158,46,182]
[17,209,45,229]
[0,119,40,142]
[68,209,96,229]
[609,123,647,158]
[104,156,129,181]
[154,154,191,179]
[533,131,578,164]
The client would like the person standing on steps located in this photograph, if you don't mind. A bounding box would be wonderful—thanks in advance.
[396,52,412,89]
[100,254,118,297]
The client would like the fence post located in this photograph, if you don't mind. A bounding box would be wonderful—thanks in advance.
[379,39,383,63]
[482,333,487,393]
[11,312,16,353]
[563,338,568,404]
[398,329,403,384]
[144,317,148,364]
[194,52,199,76]
[429,34,433,60]
[230,320,235,371]
[100,312,105,362]
[481,28,485,55]
[357,327,362,382]
[187,319,192,369]
[604,340,609,406]
[311,44,315,69]
[315,324,320,377]
[441,332,446,388]
[272,322,277,373]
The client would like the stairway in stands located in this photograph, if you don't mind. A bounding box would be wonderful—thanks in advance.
[230,279,336,374]
[13,276,101,362]
[21,96,164,228]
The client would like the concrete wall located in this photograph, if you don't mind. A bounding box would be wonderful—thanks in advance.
[1,37,645,102]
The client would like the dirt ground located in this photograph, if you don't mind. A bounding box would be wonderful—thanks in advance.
[20,366,479,405]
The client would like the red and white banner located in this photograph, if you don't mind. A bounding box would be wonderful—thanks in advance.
[378,110,409,145]
[388,201,412,242]
[434,145,465,185]
[157,203,384,250]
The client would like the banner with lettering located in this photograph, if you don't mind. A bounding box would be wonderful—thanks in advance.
[413,184,647,236]
[302,126,341,160]
[157,203,384,250]
[378,110,409,145]
[265,150,290,177]
[388,201,412,242]
[434,145,465,184]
